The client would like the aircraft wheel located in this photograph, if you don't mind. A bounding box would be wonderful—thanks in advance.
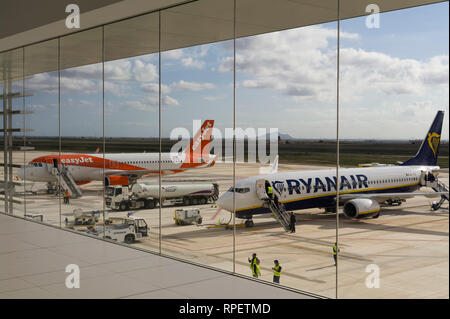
[124,234,135,244]
[372,213,380,219]
[245,220,254,227]
[146,200,155,209]
[119,202,128,211]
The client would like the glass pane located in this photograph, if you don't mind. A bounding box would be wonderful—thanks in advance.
[59,28,104,231]
[161,0,234,272]
[104,12,160,252]
[1,48,25,218]
[232,0,338,298]
[338,2,449,298]
[22,40,59,226]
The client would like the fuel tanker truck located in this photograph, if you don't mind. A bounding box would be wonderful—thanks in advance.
[105,182,219,211]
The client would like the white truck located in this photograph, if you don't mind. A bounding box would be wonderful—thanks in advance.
[88,216,149,244]
[105,182,219,211]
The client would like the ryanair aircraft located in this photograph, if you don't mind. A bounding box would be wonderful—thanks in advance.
[217,111,448,226]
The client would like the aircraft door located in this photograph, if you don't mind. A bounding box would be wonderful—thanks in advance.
[420,170,435,187]
[52,158,58,169]
[256,179,268,200]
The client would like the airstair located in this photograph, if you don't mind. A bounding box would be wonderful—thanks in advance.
[431,180,449,210]
[255,178,292,232]
[265,198,291,232]
[51,167,82,198]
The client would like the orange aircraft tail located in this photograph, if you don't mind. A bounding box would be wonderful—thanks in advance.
[183,120,214,165]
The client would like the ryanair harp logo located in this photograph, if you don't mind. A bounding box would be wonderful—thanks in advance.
[427,132,440,157]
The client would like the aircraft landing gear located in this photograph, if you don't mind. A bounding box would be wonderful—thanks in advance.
[324,206,336,213]
[385,199,404,206]
[244,219,254,228]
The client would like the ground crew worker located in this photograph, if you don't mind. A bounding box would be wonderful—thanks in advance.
[248,253,258,278]
[267,185,273,199]
[65,190,70,204]
[333,242,340,266]
[272,260,282,284]
[290,212,296,233]
[255,258,261,278]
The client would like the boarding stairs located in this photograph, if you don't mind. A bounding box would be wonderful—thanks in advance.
[265,198,291,232]
[51,167,82,198]
[430,180,449,210]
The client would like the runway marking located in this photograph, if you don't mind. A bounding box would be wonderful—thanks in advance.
[142,236,285,252]
[211,208,222,220]
[331,237,448,242]
[277,243,372,262]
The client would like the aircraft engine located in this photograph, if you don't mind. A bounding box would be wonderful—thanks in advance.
[105,175,129,186]
[343,198,380,219]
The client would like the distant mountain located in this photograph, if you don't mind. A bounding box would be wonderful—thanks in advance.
[278,133,295,140]
[255,132,296,140]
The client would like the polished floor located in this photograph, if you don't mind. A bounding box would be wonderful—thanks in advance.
[0,213,316,299]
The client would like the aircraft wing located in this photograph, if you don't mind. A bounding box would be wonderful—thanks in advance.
[340,191,448,203]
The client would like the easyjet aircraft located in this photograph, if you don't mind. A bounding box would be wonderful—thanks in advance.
[17,120,217,187]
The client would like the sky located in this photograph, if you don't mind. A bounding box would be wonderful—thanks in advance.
[14,2,450,141]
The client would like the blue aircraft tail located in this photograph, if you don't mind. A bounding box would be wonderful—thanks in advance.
[401,111,444,166]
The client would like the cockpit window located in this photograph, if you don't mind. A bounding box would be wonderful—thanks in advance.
[227,187,250,193]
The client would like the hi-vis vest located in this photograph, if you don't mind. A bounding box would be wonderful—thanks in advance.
[267,187,273,195]
[254,263,261,276]
[250,257,258,276]
[273,264,282,277]
[333,245,339,255]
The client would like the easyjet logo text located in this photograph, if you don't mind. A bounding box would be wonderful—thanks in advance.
[61,157,94,165]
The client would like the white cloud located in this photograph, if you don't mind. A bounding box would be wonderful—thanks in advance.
[164,49,183,59]
[140,83,171,94]
[141,94,179,107]
[105,60,132,81]
[181,57,205,69]
[133,59,158,82]
[171,80,215,91]
[123,100,156,111]
[218,25,448,104]
[339,49,449,99]
[163,95,180,106]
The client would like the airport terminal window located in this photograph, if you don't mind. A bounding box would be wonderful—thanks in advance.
[2,0,446,300]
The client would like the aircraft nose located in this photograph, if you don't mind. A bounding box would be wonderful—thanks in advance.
[17,167,24,180]
[216,192,233,212]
